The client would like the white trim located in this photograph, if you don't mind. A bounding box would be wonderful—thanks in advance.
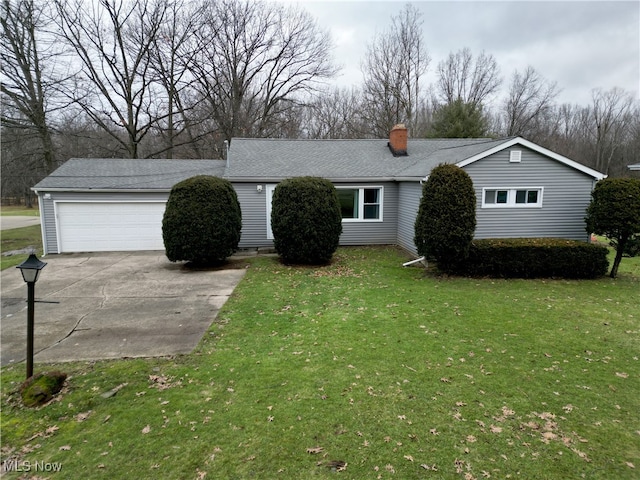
[336,185,384,222]
[629,163,640,171]
[265,184,277,240]
[481,187,544,208]
[457,137,606,180]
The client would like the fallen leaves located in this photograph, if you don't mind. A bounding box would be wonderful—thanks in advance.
[148,374,180,390]
[141,425,151,435]
[325,460,347,472]
[75,411,92,422]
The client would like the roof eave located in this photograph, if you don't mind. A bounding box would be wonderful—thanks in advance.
[226,176,398,183]
[33,187,172,193]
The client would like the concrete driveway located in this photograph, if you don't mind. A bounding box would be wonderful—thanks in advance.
[1,252,246,366]
[1,216,41,230]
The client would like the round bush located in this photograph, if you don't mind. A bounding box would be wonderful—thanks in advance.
[414,163,476,271]
[271,176,342,264]
[162,175,242,264]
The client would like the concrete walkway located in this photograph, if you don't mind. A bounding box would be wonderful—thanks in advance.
[1,216,41,230]
[1,252,246,366]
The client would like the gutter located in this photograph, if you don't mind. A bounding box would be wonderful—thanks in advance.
[32,187,172,194]
[226,176,399,183]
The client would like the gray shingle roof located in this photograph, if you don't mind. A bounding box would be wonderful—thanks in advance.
[38,135,598,191]
[34,159,227,190]
[226,137,499,181]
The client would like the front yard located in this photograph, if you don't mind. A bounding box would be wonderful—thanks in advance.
[1,246,638,479]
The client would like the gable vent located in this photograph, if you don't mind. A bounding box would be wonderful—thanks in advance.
[510,150,522,163]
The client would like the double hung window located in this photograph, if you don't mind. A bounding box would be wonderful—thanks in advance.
[337,187,383,221]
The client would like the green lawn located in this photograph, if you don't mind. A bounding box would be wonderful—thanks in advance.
[1,247,638,479]
[0,225,43,270]
[0,206,40,216]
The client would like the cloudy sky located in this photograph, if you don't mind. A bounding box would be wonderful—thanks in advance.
[291,0,639,107]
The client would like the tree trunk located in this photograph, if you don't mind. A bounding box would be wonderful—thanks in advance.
[609,236,627,278]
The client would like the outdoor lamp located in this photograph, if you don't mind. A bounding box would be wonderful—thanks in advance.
[17,253,47,283]
[16,253,47,379]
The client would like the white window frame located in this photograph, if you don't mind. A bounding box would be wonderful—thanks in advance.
[337,186,384,222]
[481,187,544,208]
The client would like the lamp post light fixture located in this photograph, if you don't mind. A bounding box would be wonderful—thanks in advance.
[16,253,47,379]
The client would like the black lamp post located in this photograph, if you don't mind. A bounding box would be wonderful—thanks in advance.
[16,253,47,379]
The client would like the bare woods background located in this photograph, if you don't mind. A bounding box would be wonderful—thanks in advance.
[2,0,639,206]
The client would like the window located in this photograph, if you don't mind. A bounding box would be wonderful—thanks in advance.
[337,187,383,221]
[482,187,543,208]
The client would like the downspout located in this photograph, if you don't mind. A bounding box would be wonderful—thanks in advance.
[224,140,229,168]
[33,189,48,256]
[403,176,430,266]
[403,256,426,267]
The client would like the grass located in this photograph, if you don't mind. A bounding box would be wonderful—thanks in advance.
[0,206,40,216]
[1,246,638,479]
[0,225,43,270]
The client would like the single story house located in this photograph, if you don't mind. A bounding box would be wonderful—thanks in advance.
[33,126,605,256]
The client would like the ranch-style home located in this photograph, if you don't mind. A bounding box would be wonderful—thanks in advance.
[33,126,605,256]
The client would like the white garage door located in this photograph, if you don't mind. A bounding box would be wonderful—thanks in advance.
[56,202,166,252]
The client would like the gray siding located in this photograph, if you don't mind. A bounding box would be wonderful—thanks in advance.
[340,182,398,246]
[235,181,399,248]
[39,192,169,255]
[464,147,594,241]
[396,182,422,255]
[235,183,273,248]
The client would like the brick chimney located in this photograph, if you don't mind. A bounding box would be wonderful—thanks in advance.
[388,124,408,156]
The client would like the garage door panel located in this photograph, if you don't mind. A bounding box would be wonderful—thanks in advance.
[56,202,166,252]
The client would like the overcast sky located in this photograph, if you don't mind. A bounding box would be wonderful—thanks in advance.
[290,0,639,107]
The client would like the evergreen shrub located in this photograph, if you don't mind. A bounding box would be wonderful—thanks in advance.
[162,176,242,265]
[414,163,476,272]
[271,176,342,264]
[449,238,609,279]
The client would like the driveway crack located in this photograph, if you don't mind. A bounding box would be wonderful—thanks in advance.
[37,284,108,355]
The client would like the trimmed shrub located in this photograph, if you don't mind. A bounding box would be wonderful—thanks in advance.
[271,176,342,264]
[414,163,476,272]
[163,176,242,265]
[586,177,640,277]
[448,238,609,279]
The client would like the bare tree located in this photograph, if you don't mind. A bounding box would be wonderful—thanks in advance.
[360,3,430,137]
[436,47,501,107]
[1,0,62,176]
[502,66,559,138]
[589,87,635,175]
[53,0,170,158]
[301,87,366,139]
[146,0,215,158]
[188,0,338,146]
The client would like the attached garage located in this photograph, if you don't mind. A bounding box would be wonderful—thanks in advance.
[55,201,167,252]
[34,159,227,255]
